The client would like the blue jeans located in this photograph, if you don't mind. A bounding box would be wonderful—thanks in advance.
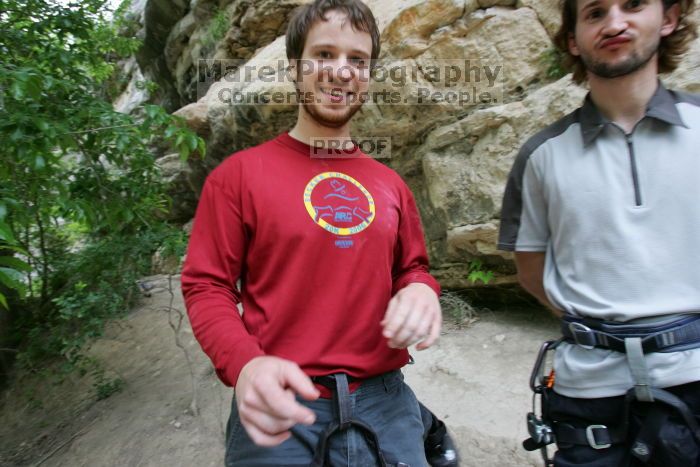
[225,370,428,467]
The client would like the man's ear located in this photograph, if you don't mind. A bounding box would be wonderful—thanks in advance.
[568,32,580,57]
[660,2,681,38]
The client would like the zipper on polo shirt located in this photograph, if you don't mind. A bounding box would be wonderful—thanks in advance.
[611,123,644,207]
[625,133,643,207]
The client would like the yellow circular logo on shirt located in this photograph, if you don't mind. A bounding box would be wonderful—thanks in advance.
[303,172,375,236]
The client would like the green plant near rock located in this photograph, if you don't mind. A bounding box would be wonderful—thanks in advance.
[203,8,231,48]
[541,47,568,80]
[467,259,495,286]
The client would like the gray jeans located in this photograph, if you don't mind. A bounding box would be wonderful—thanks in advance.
[225,370,428,467]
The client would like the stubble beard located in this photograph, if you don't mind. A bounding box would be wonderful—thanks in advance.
[299,90,364,129]
[294,68,365,128]
[580,36,660,79]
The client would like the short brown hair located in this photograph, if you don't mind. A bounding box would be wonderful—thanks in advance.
[554,0,698,83]
[285,0,381,62]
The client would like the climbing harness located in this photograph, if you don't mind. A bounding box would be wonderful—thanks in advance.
[562,314,700,402]
[524,314,700,466]
[309,373,410,467]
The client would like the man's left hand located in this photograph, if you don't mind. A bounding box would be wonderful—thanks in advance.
[381,283,441,350]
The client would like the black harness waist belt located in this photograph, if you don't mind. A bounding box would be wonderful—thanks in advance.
[311,373,362,389]
[561,314,700,353]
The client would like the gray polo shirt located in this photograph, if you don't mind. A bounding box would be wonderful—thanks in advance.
[498,84,700,398]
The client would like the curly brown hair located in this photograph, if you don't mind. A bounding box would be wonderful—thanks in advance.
[554,0,698,83]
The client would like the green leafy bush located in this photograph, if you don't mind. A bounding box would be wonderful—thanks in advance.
[0,0,205,380]
[13,224,184,367]
[0,221,30,309]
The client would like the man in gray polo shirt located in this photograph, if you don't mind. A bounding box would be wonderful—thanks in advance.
[499,0,699,465]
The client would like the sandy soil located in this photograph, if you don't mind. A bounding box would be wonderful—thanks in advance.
[0,275,559,467]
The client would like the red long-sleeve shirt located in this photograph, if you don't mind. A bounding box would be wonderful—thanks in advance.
[181,132,440,387]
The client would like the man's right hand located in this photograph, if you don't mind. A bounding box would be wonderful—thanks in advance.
[235,356,320,446]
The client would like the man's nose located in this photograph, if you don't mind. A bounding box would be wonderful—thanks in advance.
[601,6,629,36]
[330,57,354,82]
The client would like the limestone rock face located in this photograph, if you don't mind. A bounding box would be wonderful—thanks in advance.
[415,76,588,286]
[113,57,151,114]
[516,0,560,38]
[173,101,210,138]
[350,5,553,152]
[137,0,189,110]
[203,36,299,165]
[218,0,311,60]
[166,0,310,103]
[156,153,198,223]
[127,0,700,288]
[151,246,182,275]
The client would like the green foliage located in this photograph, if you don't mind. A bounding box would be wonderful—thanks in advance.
[541,47,568,80]
[0,0,205,374]
[14,223,186,366]
[467,259,495,285]
[95,376,125,400]
[0,220,30,309]
[135,79,159,94]
[158,226,189,259]
[113,0,141,38]
[203,8,231,47]
[72,355,125,400]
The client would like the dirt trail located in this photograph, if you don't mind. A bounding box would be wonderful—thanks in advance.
[0,275,559,467]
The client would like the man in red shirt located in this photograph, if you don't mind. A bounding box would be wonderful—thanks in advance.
[181,0,458,465]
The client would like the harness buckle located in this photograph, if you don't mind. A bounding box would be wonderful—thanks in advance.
[585,425,611,450]
[569,322,596,350]
[527,412,554,446]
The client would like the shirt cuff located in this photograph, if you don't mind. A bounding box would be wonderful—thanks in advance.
[220,341,266,388]
[392,272,441,297]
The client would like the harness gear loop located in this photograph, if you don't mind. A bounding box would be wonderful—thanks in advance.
[523,340,560,466]
[625,337,654,402]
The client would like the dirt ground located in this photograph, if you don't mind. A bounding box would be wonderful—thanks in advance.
[0,275,559,467]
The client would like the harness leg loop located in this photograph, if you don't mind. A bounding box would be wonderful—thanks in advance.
[624,337,654,402]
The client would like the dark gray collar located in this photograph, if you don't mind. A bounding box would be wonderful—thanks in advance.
[580,82,687,146]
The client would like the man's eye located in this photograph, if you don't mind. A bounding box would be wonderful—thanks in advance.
[626,0,644,9]
[317,51,332,59]
[586,8,604,20]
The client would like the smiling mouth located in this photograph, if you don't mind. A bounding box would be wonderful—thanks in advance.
[320,87,354,102]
